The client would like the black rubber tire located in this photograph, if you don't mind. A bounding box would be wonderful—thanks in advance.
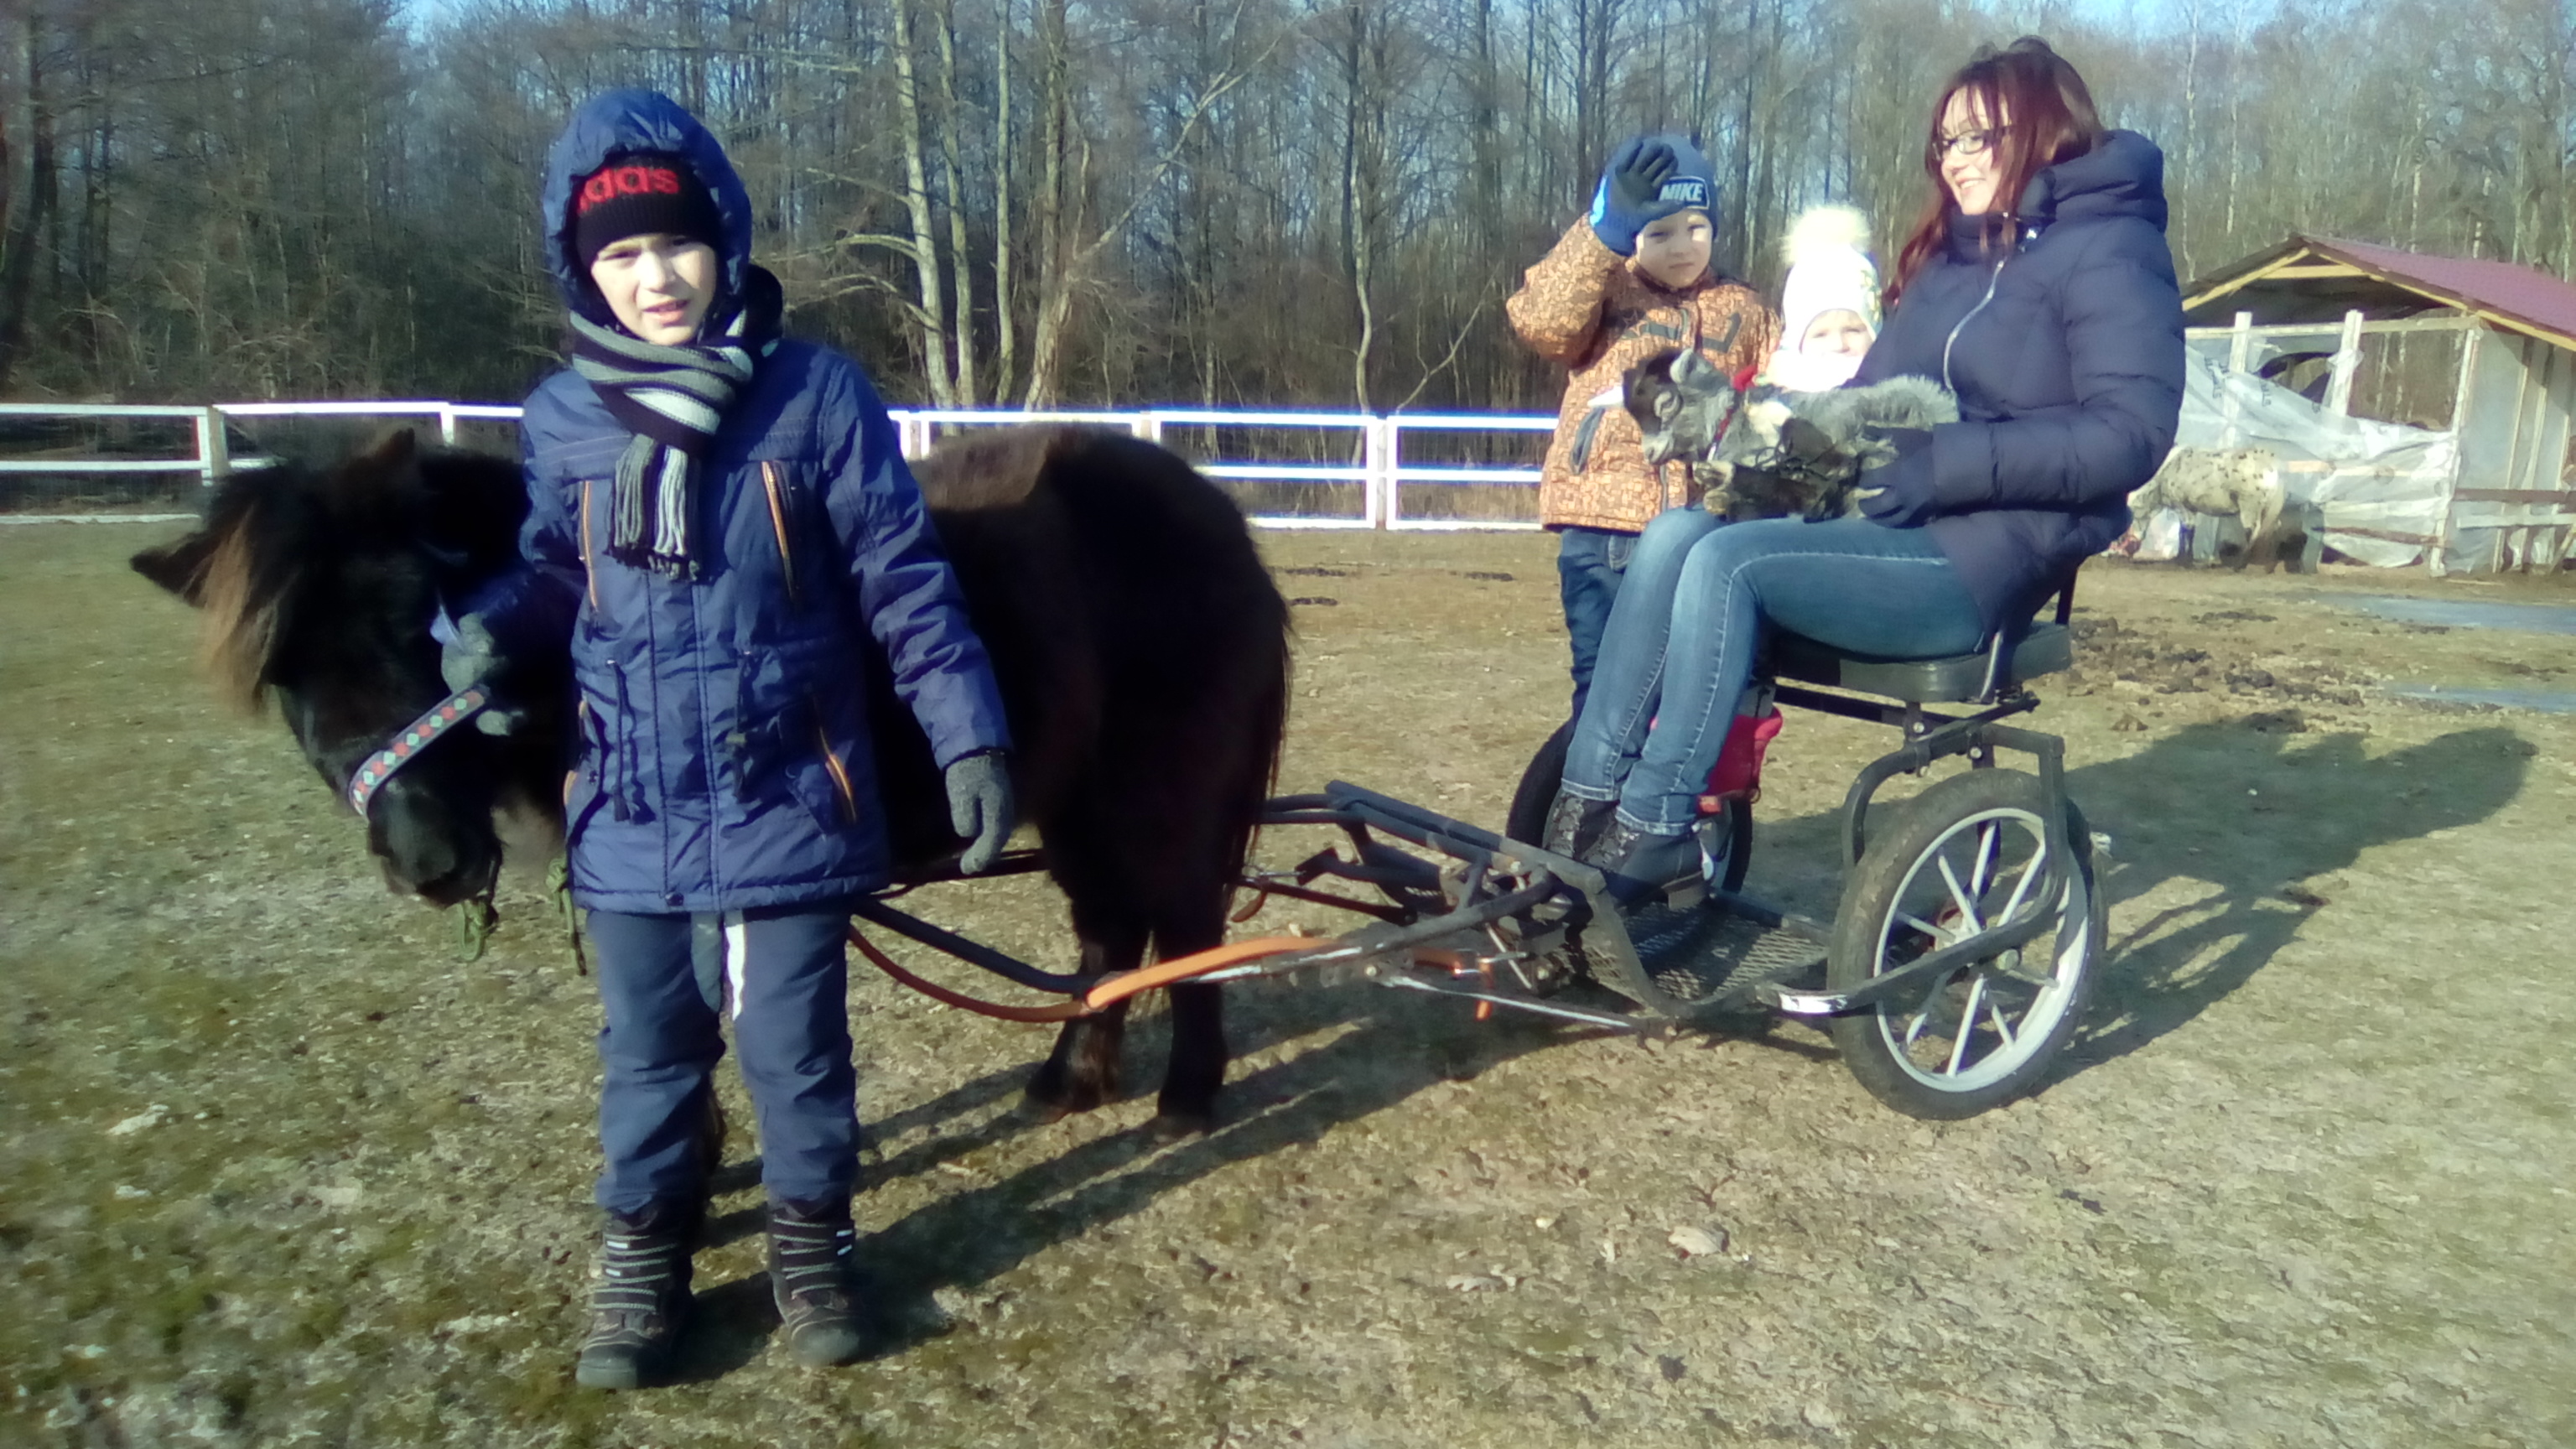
[1826,769,2103,1120]
[1501,720,1750,895]
[1503,720,1576,848]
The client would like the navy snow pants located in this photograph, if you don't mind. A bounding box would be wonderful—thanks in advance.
[584,903,858,1214]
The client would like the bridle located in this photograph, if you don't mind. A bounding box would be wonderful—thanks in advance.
[344,684,492,818]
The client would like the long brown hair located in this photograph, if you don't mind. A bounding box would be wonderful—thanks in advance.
[1888,37,2106,302]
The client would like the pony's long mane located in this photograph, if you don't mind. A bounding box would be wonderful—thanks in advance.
[133,469,323,715]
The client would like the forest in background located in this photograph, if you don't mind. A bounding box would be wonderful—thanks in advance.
[1,0,2570,412]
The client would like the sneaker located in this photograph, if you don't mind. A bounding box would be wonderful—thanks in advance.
[574,1200,697,1390]
[1580,818,1702,909]
[769,1197,866,1367]
[1541,788,1615,859]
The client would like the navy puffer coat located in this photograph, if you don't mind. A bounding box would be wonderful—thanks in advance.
[1852,129,2185,633]
[497,90,1011,913]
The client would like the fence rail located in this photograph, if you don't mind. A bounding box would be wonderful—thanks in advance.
[0,399,1555,529]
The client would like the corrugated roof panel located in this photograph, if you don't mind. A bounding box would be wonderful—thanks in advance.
[2310,236,2576,348]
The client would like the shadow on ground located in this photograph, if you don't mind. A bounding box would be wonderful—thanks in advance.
[1742,716,2532,1076]
[672,715,2533,1374]
[678,963,1592,1368]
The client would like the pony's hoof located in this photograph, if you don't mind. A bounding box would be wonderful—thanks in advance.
[1146,1107,1215,1141]
[1021,1077,1114,1121]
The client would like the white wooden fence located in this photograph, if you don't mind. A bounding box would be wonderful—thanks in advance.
[0,400,1556,531]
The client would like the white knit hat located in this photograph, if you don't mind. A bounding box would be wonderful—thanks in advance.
[1764,204,1883,390]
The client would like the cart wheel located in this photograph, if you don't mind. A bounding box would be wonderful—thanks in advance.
[1826,769,2102,1119]
[1503,720,1750,894]
[1503,720,1576,848]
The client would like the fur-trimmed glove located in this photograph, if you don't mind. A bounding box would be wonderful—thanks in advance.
[439,613,531,736]
[1855,428,1940,529]
[943,750,1017,875]
[1587,137,1686,257]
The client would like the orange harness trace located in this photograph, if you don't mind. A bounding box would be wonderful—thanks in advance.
[849,926,1326,1022]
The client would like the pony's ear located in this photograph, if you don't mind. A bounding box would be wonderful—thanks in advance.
[132,529,220,605]
[365,426,420,471]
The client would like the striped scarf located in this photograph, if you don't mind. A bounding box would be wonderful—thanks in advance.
[569,267,782,579]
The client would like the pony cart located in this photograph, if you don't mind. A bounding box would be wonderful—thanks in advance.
[850,579,2103,1122]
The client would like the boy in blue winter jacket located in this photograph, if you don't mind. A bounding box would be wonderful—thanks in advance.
[447,90,1016,1388]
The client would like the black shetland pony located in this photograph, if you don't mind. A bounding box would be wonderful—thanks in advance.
[132,426,1293,1135]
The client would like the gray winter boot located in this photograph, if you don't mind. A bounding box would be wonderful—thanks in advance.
[573,1200,696,1390]
[768,1197,866,1367]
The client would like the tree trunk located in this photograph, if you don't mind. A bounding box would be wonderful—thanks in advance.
[1340,2,1373,410]
[1021,0,1072,406]
[991,0,1017,401]
[0,8,57,393]
[887,0,957,406]
[933,0,977,402]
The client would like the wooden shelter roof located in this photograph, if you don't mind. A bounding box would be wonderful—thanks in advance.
[2184,236,2576,352]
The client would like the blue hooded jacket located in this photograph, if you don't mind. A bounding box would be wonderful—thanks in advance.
[498,90,1011,912]
[1852,129,2185,633]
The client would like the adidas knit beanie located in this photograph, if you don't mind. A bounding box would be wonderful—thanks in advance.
[570,153,724,269]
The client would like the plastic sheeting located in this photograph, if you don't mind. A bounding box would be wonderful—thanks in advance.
[2150,346,2456,568]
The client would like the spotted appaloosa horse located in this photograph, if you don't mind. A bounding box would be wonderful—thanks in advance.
[132,425,1293,1135]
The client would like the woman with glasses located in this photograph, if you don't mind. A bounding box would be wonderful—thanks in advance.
[1549,36,2184,905]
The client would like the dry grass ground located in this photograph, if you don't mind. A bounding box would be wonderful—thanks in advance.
[5,522,2574,1447]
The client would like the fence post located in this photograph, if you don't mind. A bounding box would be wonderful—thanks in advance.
[196,407,231,489]
[438,403,460,447]
[1133,412,1163,445]
[2324,308,2364,416]
[1365,416,1395,527]
[2217,310,2254,449]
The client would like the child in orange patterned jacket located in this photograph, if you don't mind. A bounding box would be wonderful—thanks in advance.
[1508,133,1779,718]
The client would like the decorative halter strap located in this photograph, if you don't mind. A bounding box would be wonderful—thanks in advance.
[345,686,491,818]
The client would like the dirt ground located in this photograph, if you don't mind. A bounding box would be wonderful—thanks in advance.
[5,522,2574,1448]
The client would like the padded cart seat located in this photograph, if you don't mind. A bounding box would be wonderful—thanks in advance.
[1769,621,2074,704]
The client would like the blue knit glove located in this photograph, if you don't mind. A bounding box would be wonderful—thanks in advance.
[943,750,1016,875]
[1855,428,1940,529]
[1587,137,1685,257]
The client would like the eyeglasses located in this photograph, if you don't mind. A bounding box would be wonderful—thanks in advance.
[1937,127,2008,159]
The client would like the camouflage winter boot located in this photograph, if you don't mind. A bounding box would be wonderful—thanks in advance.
[573,1200,697,1390]
[767,1197,865,1367]
[1543,787,1614,860]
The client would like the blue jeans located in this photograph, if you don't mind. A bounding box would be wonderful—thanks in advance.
[586,903,858,1213]
[1556,525,1637,718]
[1564,510,1987,834]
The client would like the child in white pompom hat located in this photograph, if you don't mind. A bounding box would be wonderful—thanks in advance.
[1762,204,1883,392]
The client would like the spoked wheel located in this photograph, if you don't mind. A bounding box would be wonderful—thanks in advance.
[1503,719,1751,894]
[1827,768,2103,1119]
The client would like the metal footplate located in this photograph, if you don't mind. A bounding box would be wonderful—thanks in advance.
[1600,890,1830,1019]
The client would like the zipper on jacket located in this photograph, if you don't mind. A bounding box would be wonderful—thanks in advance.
[808,693,859,823]
[1940,254,2011,396]
[578,478,601,610]
[761,461,800,610]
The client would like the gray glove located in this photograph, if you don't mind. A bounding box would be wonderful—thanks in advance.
[943,750,1016,875]
[439,613,529,736]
